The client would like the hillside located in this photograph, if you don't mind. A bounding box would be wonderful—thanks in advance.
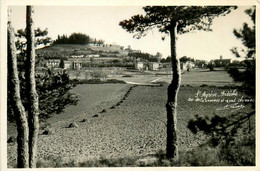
[36,44,128,59]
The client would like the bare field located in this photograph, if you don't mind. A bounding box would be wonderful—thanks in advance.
[49,84,131,122]
[7,81,253,167]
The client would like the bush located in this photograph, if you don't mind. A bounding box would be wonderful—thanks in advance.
[177,146,227,166]
[207,63,215,71]
[36,156,64,168]
[219,133,255,166]
[122,74,132,77]
[8,69,80,122]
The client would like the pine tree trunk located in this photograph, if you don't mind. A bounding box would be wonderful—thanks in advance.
[25,6,39,168]
[166,22,181,159]
[8,12,29,168]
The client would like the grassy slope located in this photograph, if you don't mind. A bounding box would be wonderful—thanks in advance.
[49,84,131,123]
[36,44,125,55]
[37,44,90,51]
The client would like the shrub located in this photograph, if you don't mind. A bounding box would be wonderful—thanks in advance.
[176,146,227,166]
[122,74,132,77]
[8,69,80,122]
[36,155,64,168]
[219,133,255,166]
[207,63,215,71]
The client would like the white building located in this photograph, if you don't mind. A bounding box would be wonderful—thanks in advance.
[73,61,82,69]
[64,61,72,69]
[148,62,160,71]
[87,54,100,58]
[71,55,84,58]
[135,62,144,70]
[46,59,60,68]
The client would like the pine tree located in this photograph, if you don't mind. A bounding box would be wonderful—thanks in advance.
[25,6,39,167]
[120,6,236,159]
[8,9,29,168]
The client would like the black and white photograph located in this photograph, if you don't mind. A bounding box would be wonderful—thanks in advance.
[1,0,258,169]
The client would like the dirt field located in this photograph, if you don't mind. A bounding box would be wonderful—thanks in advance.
[7,79,253,167]
[49,84,132,122]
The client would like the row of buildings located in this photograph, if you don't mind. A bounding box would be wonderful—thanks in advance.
[134,61,196,71]
[134,57,232,72]
[134,61,161,71]
[39,56,232,71]
[41,59,162,71]
[37,58,84,70]
[133,61,196,71]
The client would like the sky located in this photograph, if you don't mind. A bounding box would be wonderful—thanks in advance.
[9,6,254,61]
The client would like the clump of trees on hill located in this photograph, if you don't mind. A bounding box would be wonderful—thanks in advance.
[53,33,90,44]
[53,33,105,45]
[179,56,194,63]
[160,56,172,63]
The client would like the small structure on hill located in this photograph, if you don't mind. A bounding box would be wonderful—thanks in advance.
[64,61,72,69]
[73,61,82,69]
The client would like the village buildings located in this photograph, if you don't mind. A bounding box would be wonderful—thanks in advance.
[36,43,166,72]
[148,62,160,71]
[209,55,232,67]
[135,61,144,70]
[134,61,161,71]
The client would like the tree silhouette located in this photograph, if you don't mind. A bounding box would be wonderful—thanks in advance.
[229,7,255,97]
[8,7,80,168]
[8,9,29,168]
[120,6,236,159]
[59,59,65,69]
[8,6,39,168]
[25,6,39,167]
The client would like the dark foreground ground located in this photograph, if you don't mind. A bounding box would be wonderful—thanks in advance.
[7,83,255,167]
